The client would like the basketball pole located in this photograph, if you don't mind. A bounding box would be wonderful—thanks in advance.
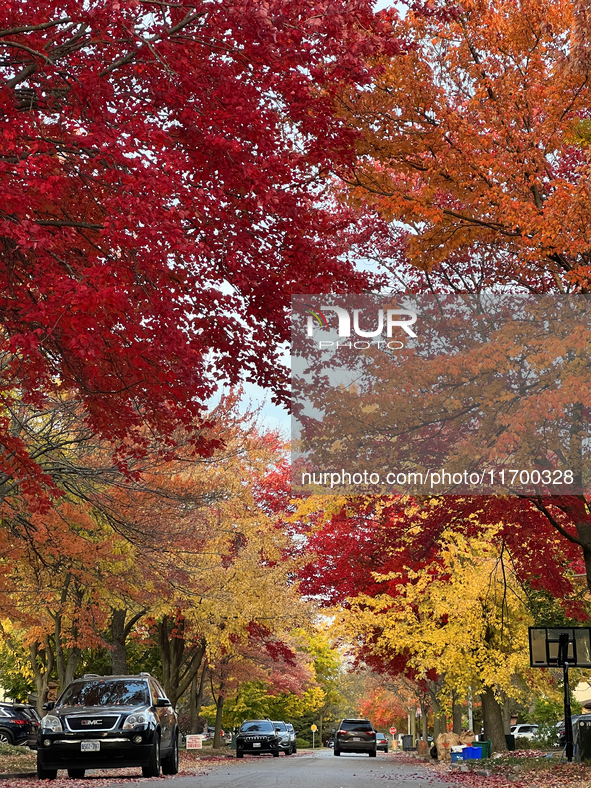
[560,633,574,762]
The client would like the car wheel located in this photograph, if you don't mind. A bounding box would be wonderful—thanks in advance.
[385,747,388,754]
[162,730,179,775]
[37,763,57,780]
[293,744,297,753]
[369,749,377,757]
[0,729,14,745]
[68,769,85,778]
[142,734,161,778]
[236,751,244,758]
[272,749,279,757]
[334,747,341,756]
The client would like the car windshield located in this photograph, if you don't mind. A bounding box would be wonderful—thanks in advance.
[273,722,287,731]
[240,721,274,733]
[341,720,372,732]
[57,680,149,708]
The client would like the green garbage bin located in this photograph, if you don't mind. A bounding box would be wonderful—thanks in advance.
[472,740,492,758]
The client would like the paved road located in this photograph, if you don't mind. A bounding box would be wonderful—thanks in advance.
[117,750,450,788]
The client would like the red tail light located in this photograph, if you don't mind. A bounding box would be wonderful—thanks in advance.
[13,719,28,725]
[337,730,347,735]
[368,731,376,737]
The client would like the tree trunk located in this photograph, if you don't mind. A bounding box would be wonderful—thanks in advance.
[54,609,81,692]
[502,694,511,735]
[430,692,447,739]
[481,686,507,753]
[157,613,206,707]
[109,608,145,675]
[452,692,463,734]
[64,647,81,688]
[410,706,417,742]
[420,699,429,741]
[110,609,128,675]
[213,693,224,749]
[30,639,54,716]
[189,673,198,734]
[190,665,207,734]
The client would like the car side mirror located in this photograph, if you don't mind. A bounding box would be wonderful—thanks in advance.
[294,730,299,735]
[155,698,171,707]
[43,702,55,711]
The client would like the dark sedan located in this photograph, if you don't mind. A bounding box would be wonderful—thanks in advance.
[376,732,388,753]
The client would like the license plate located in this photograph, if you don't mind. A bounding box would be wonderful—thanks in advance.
[253,743,261,747]
[352,737,361,741]
[81,741,100,752]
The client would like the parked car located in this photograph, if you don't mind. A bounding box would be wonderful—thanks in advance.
[286,723,297,753]
[0,703,39,747]
[201,726,228,744]
[334,718,377,757]
[510,723,539,741]
[235,720,280,758]
[557,715,591,748]
[36,673,179,780]
[272,721,294,755]
[327,736,334,748]
[376,732,388,753]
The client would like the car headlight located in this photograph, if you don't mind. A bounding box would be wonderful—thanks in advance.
[42,715,63,733]
[123,713,151,730]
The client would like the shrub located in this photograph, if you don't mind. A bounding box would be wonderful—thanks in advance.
[515,737,533,750]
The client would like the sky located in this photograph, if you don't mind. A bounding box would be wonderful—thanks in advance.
[241,0,397,439]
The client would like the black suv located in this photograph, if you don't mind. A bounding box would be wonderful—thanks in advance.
[36,673,178,780]
[0,703,40,747]
[235,720,280,757]
[334,718,377,757]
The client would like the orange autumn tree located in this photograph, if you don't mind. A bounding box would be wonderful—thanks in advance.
[341,0,591,290]
[0,394,303,712]
[357,680,413,734]
[324,0,591,597]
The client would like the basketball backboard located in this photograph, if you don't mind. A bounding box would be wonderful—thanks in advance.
[529,627,591,668]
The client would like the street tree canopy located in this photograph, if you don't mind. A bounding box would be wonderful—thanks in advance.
[0,0,398,499]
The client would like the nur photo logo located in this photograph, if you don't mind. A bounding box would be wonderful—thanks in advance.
[303,303,417,350]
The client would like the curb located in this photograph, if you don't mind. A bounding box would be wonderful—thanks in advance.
[0,772,37,778]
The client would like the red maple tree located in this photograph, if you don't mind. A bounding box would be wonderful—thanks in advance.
[0,0,400,499]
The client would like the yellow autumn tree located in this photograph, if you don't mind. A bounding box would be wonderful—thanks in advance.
[336,524,556,752]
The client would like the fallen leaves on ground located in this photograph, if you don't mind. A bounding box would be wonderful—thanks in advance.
[0,743,36,774]
[420,751,591,788]
[0,748,238,787]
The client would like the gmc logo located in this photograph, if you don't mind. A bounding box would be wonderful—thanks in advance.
[81,720,102,726]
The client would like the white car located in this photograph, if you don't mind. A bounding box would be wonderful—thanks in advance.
[510,724,539,741]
